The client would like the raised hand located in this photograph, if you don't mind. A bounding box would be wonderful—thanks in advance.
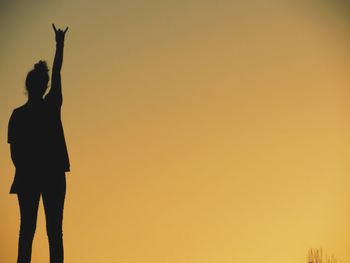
[52,24,68,46]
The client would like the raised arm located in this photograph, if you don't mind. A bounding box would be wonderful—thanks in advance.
[46,24,68,106]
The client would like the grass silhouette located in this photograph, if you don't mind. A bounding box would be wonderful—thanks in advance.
[308,248,340,263]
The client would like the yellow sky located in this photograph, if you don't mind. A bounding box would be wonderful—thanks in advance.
[0,1,349,262]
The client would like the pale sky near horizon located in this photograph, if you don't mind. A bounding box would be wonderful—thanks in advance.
[1,1,350,262]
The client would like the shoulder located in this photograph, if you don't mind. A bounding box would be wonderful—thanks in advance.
[13,104,28,113]
[44,93,62,110]
[10,104,29,120]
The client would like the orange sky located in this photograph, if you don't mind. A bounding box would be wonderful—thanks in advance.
[0,1,350,262]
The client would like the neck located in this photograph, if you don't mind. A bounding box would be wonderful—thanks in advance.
[28,96,44,104]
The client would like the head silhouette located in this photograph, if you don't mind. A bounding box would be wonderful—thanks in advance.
[26,60,49,99]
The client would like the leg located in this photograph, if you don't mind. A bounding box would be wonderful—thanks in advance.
[17,192,41,263]
[42,173,66,263]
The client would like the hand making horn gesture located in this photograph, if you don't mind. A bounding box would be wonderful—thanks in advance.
[52,24,68,46]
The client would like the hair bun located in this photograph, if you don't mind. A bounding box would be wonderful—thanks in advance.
[34,60,49,72]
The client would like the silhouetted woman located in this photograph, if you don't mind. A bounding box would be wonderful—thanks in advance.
[8,24,70,263]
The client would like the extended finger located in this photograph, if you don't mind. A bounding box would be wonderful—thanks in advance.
[52,23,57,32]
[64,27,69,33]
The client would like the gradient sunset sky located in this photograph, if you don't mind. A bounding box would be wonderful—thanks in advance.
[1,1,350,262]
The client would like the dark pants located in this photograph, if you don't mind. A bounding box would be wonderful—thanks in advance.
[16,174,66,263]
